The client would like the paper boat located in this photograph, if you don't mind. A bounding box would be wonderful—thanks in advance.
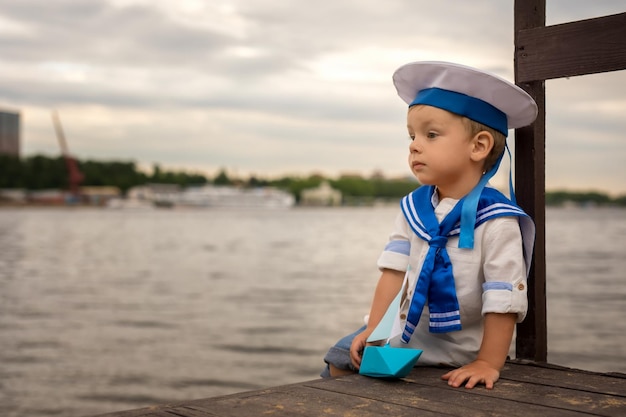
[359,345,423,378]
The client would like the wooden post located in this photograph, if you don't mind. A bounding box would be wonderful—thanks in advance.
[513,3,626,362]
[514,0,548,362]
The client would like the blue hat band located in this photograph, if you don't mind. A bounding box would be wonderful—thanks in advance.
[409,87,508,136]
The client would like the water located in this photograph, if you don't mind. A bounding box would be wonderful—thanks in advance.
[0,206,624,416]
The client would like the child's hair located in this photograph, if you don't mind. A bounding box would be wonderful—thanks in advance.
[462,118,506,172]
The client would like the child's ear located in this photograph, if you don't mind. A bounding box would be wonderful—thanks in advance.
[470,131,494,163]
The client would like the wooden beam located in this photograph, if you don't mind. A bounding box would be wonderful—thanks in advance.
[514,0,548,363]
[516,12,626,82]
[513,84,547,363]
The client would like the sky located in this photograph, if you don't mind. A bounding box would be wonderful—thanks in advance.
[0,0,624,194]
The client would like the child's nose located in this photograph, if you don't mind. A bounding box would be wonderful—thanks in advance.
[409,138,422,153]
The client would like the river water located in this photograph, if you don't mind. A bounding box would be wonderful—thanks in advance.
[0,206,624,416]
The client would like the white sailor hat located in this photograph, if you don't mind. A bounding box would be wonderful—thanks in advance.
[392,61,538,136]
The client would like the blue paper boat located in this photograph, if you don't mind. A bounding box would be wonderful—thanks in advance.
[359,344,423,378]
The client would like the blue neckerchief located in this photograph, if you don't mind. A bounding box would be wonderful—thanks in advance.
[399,185,533,343]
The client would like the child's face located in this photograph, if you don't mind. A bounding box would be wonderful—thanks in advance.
[406,105,477,198]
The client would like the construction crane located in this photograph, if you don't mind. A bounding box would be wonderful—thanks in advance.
[52,110,84,198]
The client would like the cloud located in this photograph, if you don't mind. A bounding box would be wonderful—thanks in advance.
[0,0,624,193]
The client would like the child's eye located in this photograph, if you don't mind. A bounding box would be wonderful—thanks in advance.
[427,131,438,139]
[408,135,415,141]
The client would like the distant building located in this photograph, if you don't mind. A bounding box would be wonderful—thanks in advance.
[300,181,342,206]
[0,188,27,205]
[80,186,122,206]
[127,183,181,203]
[0,110,20,157]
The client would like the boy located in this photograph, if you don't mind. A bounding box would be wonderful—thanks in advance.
[321,61,537,389]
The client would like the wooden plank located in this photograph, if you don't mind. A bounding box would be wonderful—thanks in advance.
[504,362,626,396]
[516,12,626,82]
[91,407,178,417]
[91,364,626,417]
[307,366,626,417]
[304,374,593,417]
[163,407,220,417]
[513,0,548,363]
[182,384,444,417]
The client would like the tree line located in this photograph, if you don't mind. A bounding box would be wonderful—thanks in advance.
[0,154,420,202]
[0,155,207,192]
[1,154,625,206]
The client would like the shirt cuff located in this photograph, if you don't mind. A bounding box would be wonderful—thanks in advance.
[481,281,528,322]
[377,239,410,271]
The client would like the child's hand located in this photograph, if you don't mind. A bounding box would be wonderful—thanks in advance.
[441,359,500,389]
[350,330,385,369]
[349,331,370,369]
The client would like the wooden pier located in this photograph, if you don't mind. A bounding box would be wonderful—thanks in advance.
[95,361,625,417]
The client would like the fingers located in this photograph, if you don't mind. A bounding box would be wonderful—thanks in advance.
[467,375,495,389]
[441,369,467,388]
[463,375,481,389]
[350,339,365,369]
[350,349,361,369]
[441,369,497,389]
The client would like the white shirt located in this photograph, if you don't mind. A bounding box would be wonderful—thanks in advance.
[377,194,528,366]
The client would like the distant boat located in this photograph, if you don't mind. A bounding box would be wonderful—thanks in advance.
[177,186,295,209]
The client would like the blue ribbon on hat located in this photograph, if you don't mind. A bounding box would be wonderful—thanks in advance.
[410,88,508,137]
[459,150,503,248]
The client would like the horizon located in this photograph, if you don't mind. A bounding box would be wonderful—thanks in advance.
[7,150,626,198]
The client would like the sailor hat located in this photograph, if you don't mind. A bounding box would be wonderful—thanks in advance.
[392,61,538,136]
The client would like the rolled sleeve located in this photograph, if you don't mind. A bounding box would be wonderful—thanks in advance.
[481,217,528,322]
[481,280,528,322]
[378,240,410,271]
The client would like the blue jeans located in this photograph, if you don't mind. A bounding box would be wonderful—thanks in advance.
[320,325,366,378]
